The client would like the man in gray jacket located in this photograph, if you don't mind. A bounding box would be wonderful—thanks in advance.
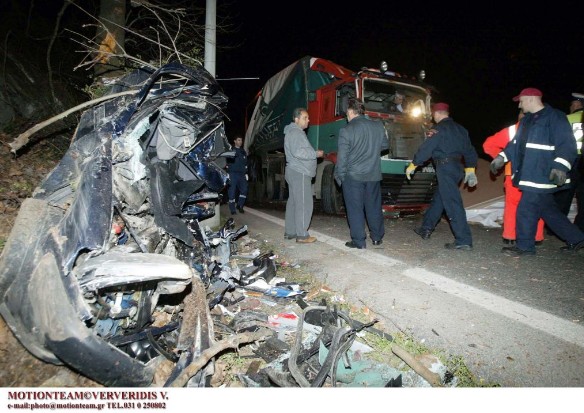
[335,98,389,249]
[284,108,324,243]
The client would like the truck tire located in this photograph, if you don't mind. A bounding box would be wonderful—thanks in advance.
[321,164,344,214]
[247,180,264,204]
[266,173,276,200]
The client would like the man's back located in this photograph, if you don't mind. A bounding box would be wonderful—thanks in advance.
[337,116,388,181]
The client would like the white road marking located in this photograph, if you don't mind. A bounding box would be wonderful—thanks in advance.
[246,207,584,348]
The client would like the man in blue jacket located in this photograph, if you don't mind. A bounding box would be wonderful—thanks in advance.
[335,98,389,249]
[490,88,584,256]
[407,103,478,250]
[226,135,248,215]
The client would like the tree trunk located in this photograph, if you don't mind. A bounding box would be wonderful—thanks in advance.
[94,0,126,77]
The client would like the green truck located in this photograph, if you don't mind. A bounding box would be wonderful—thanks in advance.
[244,56,437,216]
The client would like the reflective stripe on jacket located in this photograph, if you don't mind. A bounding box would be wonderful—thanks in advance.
[502,104,576,193]
[567,110,583,155]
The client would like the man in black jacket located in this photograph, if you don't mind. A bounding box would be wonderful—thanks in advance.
[335,98,389,249]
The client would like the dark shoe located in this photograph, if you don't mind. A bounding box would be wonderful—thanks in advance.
[414,227,432,240]
[284,234,296,240]
[560,240,584,252]
[502,238,515,246]
[296,236,317,244]
[535,240,543,246]
[230,210,237,215]
[444,243,472,251]
[345,241,365,249]
[237,207,245,213]
[372,240,383,246]
[501,246,535,257]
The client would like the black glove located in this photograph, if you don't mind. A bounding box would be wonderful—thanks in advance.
[549,168,567,186]
[490,155,505,175]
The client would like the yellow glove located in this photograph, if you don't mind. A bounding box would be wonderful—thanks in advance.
[405,162,416,180]
[464,167,478,187]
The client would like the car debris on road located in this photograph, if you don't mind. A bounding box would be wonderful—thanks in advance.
[1,62,452,388]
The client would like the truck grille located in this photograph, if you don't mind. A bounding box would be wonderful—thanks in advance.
[380,172,436,212]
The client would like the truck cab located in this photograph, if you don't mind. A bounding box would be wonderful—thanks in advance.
[245,56,436,216]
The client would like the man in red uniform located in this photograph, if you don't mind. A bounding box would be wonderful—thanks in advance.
[483,111,545,245]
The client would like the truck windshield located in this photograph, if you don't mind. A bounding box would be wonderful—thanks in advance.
[362,79,428,118]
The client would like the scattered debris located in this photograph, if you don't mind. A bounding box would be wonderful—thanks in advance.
[0,62,458,388]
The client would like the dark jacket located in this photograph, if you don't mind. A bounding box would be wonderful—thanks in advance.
[335,116,389,184]
[227,147,247,174]
[413,117,477,168]
[502,104,576,193]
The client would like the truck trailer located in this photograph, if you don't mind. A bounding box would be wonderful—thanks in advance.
[244,56,437,216]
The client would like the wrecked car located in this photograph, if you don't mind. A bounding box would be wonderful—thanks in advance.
[0,62,275,387]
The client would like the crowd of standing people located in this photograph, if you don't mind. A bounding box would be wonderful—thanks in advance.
[226,89,584,257]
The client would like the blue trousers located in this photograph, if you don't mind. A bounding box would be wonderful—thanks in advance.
[341,177,385,248]
[421,162,472,246]
[517,190,584,252]
[228,172,248,213]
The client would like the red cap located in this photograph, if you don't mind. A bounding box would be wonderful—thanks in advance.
[512,88,543,102]
[432,102,449,112]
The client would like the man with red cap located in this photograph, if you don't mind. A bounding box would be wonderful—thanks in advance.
[483,110,546,245]
[406,102,478,250]
[490,88,584,256]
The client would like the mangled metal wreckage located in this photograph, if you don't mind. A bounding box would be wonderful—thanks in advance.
[0,62,276,387]
[1,62,433,388]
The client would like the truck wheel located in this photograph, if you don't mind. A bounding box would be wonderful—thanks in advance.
[247,181,262,204]
[321,164,344,214]
[266,174,276,200]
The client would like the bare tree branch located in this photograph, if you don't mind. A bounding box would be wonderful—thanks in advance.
[47,0,74,107]
[68,2,201,69]
[140,3,182,63]
[67,32,154,71]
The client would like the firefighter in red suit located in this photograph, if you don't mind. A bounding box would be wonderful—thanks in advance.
[483,111,545,244]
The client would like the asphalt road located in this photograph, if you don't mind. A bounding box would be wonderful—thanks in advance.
[223,202,584,387]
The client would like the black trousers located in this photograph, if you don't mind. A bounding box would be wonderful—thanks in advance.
[341,176,384,248]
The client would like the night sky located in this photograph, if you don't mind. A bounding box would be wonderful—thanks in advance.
[216,2,583,157]
[1,0,581,158]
